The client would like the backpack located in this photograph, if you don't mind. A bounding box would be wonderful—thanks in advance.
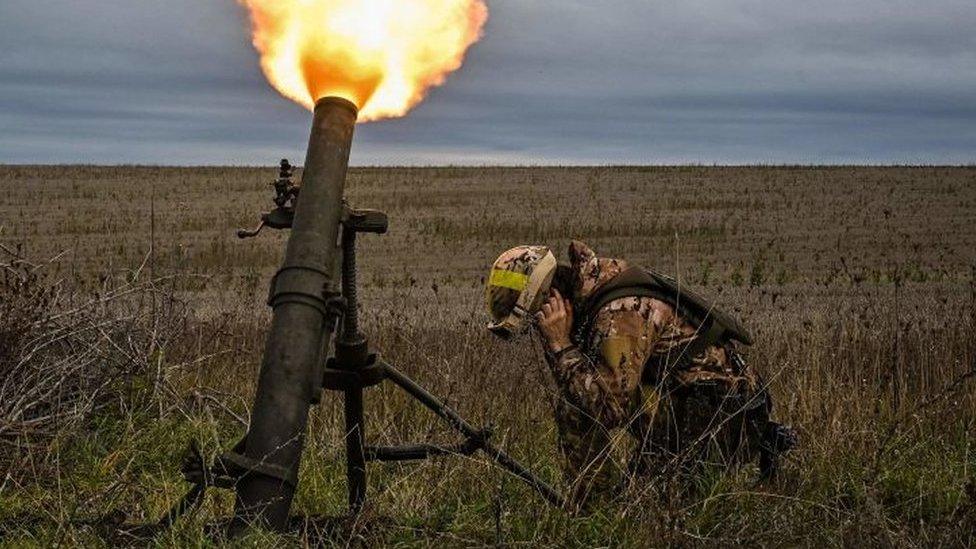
[575,266,753,377]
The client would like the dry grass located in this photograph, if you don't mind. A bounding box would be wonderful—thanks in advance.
[0,165,975,546]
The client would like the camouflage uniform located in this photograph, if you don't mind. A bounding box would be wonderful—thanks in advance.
[542,241,767,510]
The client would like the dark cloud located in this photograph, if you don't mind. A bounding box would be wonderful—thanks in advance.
[0,0,973,164]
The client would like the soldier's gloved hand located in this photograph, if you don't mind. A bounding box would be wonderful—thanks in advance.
[536,288,574,354]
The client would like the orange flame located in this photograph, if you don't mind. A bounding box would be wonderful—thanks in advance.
[239,0,488,121]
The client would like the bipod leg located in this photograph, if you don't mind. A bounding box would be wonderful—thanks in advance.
[344,383,367,512]
[478,440,564,508]
[378,360,565,508]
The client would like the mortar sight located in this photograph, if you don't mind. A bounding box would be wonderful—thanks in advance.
[237,98,358,240]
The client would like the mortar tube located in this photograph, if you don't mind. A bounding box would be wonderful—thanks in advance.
[231,96,358,532]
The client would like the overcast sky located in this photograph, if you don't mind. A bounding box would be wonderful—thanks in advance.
[1,0,973,165]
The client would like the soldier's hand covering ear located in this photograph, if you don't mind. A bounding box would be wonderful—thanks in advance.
[535,288,574,354]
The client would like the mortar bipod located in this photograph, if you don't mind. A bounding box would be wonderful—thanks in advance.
[322,205,564,512]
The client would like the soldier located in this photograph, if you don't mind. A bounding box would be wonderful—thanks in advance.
[485,241,795,510]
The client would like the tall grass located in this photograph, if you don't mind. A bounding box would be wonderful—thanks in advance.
[0,166,974,546]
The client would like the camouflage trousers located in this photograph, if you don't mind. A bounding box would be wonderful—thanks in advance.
[553,398,621,512]
[554,381,771,511]
[630,380,770,478]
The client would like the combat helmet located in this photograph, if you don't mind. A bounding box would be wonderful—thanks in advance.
[485,246,558,338]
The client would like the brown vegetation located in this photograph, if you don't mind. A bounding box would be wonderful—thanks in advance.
[0,165,974,546]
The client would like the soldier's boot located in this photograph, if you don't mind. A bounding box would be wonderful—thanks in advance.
[759,422,798,480]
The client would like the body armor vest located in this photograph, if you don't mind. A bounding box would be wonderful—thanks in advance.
[575,266,753,378]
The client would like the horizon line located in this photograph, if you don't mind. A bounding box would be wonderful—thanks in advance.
[2,163,975,169]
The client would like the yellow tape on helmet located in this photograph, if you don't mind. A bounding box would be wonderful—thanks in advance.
[489,269,529,291]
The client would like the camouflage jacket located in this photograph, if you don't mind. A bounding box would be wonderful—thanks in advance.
[542,241,758,430]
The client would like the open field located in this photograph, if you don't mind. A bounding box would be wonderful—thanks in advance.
[1,165,975,546]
